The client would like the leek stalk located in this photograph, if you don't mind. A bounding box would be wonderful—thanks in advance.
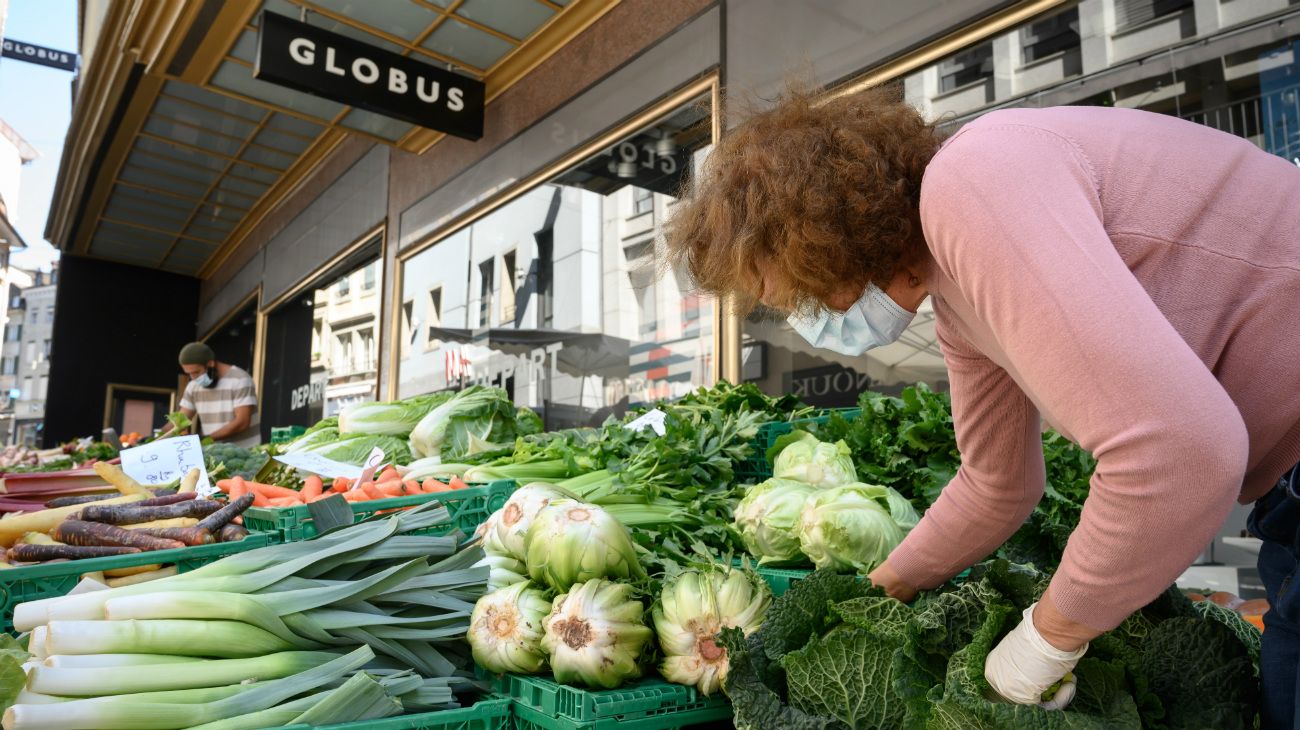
[28,651,338,696]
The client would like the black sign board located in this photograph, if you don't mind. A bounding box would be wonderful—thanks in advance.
[254,11,484,141]
[783,364,872,409]
[1,39,77,71]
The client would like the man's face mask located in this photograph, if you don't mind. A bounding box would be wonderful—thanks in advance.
[196,365,218,389]
[786,283,916,356]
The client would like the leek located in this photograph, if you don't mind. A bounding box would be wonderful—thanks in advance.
[4,645,373,730]
[43,620,295,658]
[28,651,338,696]
[42,654,202,669]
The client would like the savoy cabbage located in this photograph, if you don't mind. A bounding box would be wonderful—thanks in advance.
[720,560,1260,730]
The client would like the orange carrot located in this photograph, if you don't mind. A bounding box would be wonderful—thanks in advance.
[301,476,324,501]
[375,482,404,497]
[342,490,372,502]
[377,466,401,483]
[229,477,249,500]
[421,478,441,493]
[251,492,272,508]
[448,476,470,491]
[267,496,302,508]
[215,479,236,494]
[332,477,351,493]
[249,483,302,500]
[360,481,387,500]
[1244,614,1265,632]
[426,482,454,493]
[402,480,421,495]
[308,492,335,503]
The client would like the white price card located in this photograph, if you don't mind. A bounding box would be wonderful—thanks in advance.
[273,451,366,480]
[119,435,213,495]
[625,408,668,436]
[354,447,388,489]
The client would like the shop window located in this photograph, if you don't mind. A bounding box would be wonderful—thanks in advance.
[939,43,993,92]
[1021,8,1080,64]
[358,329,375,371]
[363,263,376,291]
[1114,0,1193,31]
[632,187,654,216]
[401,299,415,358]
[477,259,494,328]
[501,250,518,324]
[397,89,715,425]
[425,288,443,347]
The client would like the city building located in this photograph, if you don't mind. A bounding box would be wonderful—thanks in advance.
[0,117,39,445]
[11,266,55,446]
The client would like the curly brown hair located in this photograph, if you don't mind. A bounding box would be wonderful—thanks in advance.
[664,84,943,313]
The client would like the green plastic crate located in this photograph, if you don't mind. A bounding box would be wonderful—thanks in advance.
[242,480,517,543]
[734,408,862,483]
[487,674,730,730]
[754,566,812,596]
[271,425,308,444]
[279,697,512,730]
[0,532,276,633]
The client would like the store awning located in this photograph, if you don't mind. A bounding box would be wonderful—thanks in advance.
[47,0,617,277]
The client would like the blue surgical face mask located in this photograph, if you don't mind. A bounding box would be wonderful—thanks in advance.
[194,372,213,388]
[786,283,916,356]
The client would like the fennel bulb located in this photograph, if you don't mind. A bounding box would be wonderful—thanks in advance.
[541,579,653,689]
[468,581,551,674]
[524,500,645,592]
[654,567,771,695]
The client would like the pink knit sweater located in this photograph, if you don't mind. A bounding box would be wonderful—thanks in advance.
[887,106,1300,631]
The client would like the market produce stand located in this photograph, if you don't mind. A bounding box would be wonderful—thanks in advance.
[0,383,1265,729]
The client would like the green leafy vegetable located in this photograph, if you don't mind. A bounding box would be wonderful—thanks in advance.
[770,431,858,488]
[338,393,453,437]
[409,386,539,461]
[723,561,1261,730]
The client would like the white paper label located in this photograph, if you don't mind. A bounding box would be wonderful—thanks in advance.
[119,435,212,494]
[354,447,388,489]
[273,451,366,480]
[625,408,668,436]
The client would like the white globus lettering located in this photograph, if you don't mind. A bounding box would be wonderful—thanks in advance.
[324,47,345,76]
[289,37,316,65]
[352,57,380,84]
[416,77,441,103]
[447,87,464,112]
[388,67,408,94]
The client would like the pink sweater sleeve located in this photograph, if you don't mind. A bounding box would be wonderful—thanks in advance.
[895,123,1249,631]
[886,318,1046,589]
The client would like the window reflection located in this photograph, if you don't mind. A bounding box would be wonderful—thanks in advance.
[398,95,714,429]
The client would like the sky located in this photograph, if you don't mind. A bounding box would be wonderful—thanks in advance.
[1,0,77,272]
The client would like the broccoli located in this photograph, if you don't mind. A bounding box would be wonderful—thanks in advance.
[203,442,269,480]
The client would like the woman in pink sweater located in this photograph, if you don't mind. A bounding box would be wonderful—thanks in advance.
[667,87,1300,726]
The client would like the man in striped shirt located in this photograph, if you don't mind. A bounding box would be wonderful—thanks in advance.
[164,342,260,447]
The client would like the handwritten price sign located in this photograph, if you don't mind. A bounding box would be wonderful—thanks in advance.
[119,435,213,495]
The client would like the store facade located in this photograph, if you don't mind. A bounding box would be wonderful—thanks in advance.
[46,0,1300,447]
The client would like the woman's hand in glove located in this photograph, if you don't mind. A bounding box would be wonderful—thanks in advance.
[984,603,1089,708]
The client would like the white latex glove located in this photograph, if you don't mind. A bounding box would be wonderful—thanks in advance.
[985,603,1088,709]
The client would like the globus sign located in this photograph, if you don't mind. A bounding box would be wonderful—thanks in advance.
[254,11,485,141]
